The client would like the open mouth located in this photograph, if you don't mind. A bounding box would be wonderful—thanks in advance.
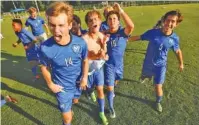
[93,25,98,28]
[54,34,62,41]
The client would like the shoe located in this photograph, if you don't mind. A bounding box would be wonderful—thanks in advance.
[90,92,97,102]
[99,112,108,125]
[156,102,162,112]
[109,108,116,118]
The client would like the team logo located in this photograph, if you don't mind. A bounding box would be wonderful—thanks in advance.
[72,44,81,54]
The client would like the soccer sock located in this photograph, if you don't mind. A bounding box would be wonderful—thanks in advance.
[97,98,105,112]
[31,66,37,77]
[156,96,163,103]
[107,91,114,109]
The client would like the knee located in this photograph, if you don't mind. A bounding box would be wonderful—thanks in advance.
[62,111,72,124]
[107,86,114,91]
[96,88,104,98]
[73,99,79,104]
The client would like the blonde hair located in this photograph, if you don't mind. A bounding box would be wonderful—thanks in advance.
[28,7,37,14]
[46,2,73,24]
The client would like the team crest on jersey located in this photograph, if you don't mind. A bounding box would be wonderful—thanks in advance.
[72,44,81,54]
[168,39,173,45]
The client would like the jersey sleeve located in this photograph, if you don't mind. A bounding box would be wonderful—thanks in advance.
[25,20,30,27]
[120,28,130,38]
[38,45,50,66]
[40,17,45,24]
[172,36,180,52]
[81,42,88,60]
[140,29,153,41]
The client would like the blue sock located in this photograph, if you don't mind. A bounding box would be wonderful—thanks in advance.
[107,91,114,109]
[97,98,105,112]
[156,96,163,103]
[31,66,37,76]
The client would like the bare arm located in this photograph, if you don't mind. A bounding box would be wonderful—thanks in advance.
[41,65,64,93]
[80,58,89,90]
[175,49,184,72]
[113,3,134,35]
[128,35,141,42]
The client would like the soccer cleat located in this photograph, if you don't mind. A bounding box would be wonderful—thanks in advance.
[156,103,163,112]
[109,108,116,118]
[99,112,108,125]
[90,92,97,102]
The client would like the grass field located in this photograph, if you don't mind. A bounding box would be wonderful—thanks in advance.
[1,3,199,125]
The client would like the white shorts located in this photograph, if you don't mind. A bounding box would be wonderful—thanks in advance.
[88,59,105,75]
[36,32,48,43]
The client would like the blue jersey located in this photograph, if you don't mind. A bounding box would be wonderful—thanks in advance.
[105,28,129,67]
[25,16,45,36]
[141,28,180,67]
[15,28,36,52]
[100,21,109,32]
[80,28,87,35]
[39,34,88,90]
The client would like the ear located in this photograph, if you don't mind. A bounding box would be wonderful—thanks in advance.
[68,22,72,30]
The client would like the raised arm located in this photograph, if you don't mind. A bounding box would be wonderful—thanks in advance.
[113,3,134,35]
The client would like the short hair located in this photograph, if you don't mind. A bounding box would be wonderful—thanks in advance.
[85,10,101,24]
[28,7,37,14]
[46,2,73,24]
[12,19,22,25]
[73,14,81,25]
[106,10,120,21]
[162,10,183,24]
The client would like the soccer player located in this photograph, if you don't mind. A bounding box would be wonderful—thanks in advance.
[82,10,109,125]
[104,3,134,118]
[128,10,184,112]
[71,14,87,37]
[39,2,88,125]
[25,7,50,43]
[12,19,40,81]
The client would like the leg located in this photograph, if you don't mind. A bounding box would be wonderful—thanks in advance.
[29,60,40,80]
[62,110,73,125]
[154,66,166,112]
[95,68,108,125]
[56,90,74,124]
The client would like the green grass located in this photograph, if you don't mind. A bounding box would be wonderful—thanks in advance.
[1,3,199,125]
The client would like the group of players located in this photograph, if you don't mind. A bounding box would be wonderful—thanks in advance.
[11,2,184,125]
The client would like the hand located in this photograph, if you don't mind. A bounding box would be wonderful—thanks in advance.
[103,34,110,44]
[48,83,64,93]
[80,77,87,90]
[113,3,122,13]
[12,43,17,47]
[179,64,184,72]
[24,45,29,50]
